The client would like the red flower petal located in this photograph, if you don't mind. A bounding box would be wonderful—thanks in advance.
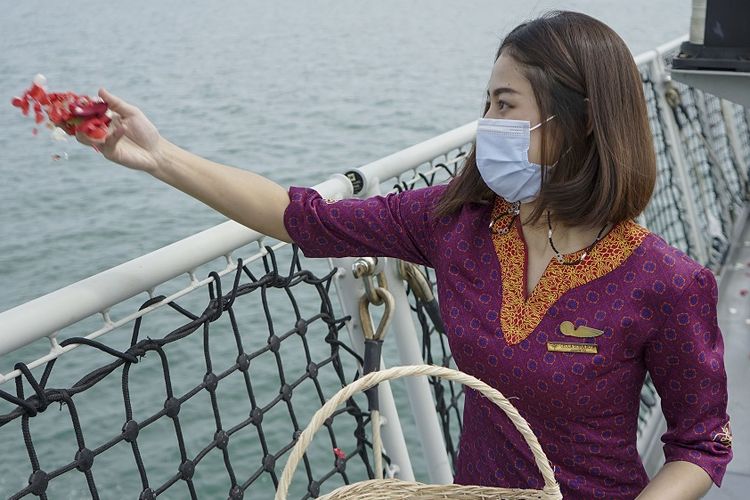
[79,118,108,140]
[49,108,62,124]
[86,127,107,140]
[71,101,108,119]
[13,79,110,141]
[28,84,46,102]
[13,97,30,115]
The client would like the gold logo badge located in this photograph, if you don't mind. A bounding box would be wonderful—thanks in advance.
[545,322,602,353]
[559,321,604,338]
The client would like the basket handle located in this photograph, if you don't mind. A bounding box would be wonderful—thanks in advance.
[275,364,559,499]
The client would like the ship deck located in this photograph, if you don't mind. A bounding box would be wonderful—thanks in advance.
[706,209,750,499]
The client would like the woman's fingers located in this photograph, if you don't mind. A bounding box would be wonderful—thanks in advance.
[98,88,138,117]
[108,123,127,147]
[74,129,99,147]
[108,114,126,142]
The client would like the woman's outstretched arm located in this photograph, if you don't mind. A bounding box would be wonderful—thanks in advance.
[78,89,292,242]
[154,139,292,242]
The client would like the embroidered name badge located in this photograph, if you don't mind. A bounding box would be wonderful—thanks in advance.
[559,321,604,338]
[546,342,598,354]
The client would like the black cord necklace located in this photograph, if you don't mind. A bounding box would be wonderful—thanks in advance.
[547,210,609,265]
[489,201,521,235]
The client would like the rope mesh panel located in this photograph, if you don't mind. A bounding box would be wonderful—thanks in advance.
[640,68,694,256]
[641,50,750,271]
[1,247,381,499]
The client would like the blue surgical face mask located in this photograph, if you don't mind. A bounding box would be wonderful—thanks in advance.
[475,116,555,203]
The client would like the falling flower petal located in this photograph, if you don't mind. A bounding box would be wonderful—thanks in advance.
[28,84,46,102]
[32,74,47,88]
[12,76,109,140]
[50,127,68,141]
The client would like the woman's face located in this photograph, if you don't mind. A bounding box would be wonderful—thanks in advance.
[485,52,545,165]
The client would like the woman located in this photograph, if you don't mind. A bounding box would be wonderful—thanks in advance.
[79,10,732,499]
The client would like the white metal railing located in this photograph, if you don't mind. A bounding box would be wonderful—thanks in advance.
[1,35,748,495]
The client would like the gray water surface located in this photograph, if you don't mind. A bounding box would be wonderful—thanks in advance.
[0,0,690,312]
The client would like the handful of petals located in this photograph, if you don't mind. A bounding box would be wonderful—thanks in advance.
[11,75,111,141]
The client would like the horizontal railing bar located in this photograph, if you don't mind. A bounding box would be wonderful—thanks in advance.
[633,35,685,67]
[0,175,352,355]
[0,241,288,385]
[352,121,477,192]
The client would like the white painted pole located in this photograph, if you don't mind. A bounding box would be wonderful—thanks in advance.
[653,56,711,265]
[382,256,453,484]
[328,257,415,481]
[345,177,452,484]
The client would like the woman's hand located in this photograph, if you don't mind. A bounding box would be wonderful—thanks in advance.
[76,89,163,174]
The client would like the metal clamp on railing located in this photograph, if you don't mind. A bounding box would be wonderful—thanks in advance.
[397,261,445,335]
[352,257,395,479]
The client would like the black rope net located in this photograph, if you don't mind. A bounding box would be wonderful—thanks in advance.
[1,247,383,499]
[640,49,750,271]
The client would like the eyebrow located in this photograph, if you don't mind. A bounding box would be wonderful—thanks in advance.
[487,86,520,97]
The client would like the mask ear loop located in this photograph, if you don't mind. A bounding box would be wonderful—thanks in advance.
[530,114,556,131]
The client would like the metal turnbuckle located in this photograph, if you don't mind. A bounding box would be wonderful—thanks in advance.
[352,257,396,480]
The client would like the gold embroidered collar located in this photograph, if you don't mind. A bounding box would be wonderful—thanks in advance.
[490,198,650,345]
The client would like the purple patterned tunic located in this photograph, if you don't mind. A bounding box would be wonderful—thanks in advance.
[283,183,733,499]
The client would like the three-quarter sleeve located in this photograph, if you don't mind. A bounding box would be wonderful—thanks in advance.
[283,185,446,266]
[644,266,733,486]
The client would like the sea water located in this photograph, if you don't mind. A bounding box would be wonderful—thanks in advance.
[0,1,690,497]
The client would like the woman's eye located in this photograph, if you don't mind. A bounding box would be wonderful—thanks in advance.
[497,100,509,110]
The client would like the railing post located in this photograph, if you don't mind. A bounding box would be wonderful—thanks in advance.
[721,100,750,188]
[382,255,454,484]
[653,55,711,265]
[328,255,416,481]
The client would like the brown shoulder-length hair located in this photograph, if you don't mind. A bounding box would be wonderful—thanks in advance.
[434,10,656,229]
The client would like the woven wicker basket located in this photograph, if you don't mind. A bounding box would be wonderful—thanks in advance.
[275,365,562,499]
